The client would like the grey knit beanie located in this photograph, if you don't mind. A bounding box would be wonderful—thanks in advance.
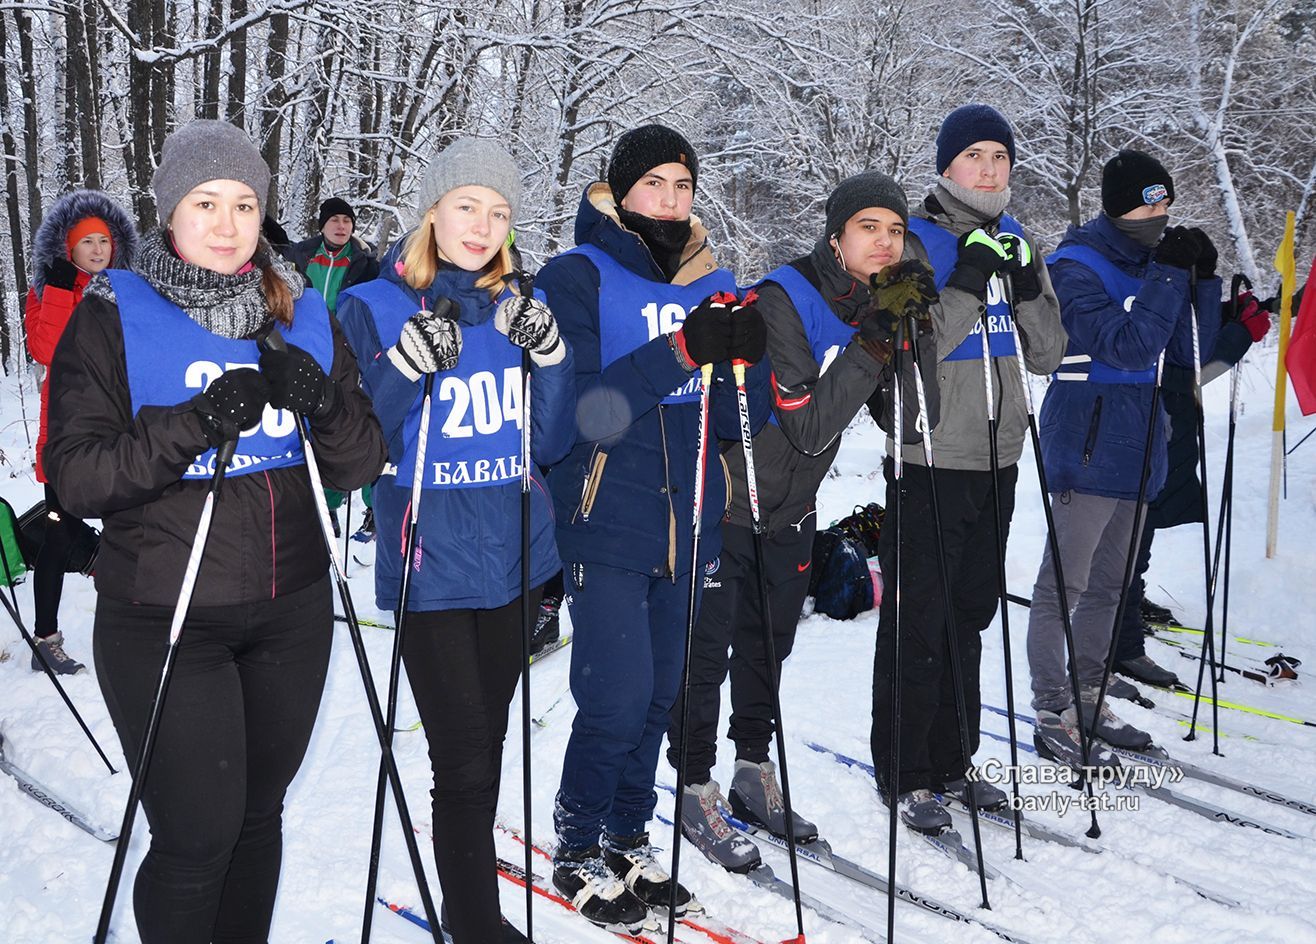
[824,171,909,239]
[414,138,521,224]
[152,119,272,225]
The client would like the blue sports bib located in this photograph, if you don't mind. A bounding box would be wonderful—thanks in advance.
[1046,244,1156,384]
[111,270,333,479]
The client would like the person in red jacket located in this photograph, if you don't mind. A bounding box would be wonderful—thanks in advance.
[23,188,137,674]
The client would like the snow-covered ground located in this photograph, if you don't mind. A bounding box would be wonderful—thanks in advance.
[2,344,1314,944]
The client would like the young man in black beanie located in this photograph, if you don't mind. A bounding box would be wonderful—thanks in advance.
[1026,148,1223,768]
[283,196,380,315]
[668,170,939,870]
[537,124,769,930]
[870,103,1066,833]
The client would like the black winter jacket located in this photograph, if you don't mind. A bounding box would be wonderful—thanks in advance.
[44,294,386,607]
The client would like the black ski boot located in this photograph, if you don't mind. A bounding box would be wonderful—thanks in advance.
[552,844,648,933]
[438,901,529,943]
[602,831,695,918]
[531,594,561,655]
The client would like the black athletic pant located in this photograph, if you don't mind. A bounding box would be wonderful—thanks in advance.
[93,575,333,944]
[668,518,815,785]
[1114,522,1157,662]
[871,460,1016,794]
[402,589,541,944]
[34,484,77,638]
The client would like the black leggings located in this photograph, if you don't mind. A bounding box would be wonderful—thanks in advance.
[34,484,77,638]
[94,576,333,944]
[402,589,540,944]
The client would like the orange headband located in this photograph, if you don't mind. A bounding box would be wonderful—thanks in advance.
[66,217,112,257]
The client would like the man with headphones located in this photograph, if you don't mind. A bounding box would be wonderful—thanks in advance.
[870,104,1065,832]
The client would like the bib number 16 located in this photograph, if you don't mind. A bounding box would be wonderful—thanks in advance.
[640,302,688,339]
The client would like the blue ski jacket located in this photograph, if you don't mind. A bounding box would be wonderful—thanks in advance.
[338,261,576,612]
[538,184,770,579]
[1040,214,1221,500]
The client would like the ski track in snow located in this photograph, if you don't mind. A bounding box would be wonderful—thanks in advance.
[1,349,1314,943]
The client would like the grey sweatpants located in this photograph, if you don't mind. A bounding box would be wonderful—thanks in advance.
[1027,491,1144,713]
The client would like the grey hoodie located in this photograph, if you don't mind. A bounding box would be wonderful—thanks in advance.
[892,184,1066,470]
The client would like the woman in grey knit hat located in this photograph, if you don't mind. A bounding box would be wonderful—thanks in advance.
[336,137,576,944]
[44,118,387,944]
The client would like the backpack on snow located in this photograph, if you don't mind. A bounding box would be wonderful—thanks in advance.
[0,498,32,587]
[808,503,885,620]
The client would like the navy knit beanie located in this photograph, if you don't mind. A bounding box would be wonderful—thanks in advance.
[935,104,1016,175]
[1101,149,1175,217]
[607,125,699,205]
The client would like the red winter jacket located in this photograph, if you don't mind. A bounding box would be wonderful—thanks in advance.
[25,273,90,482]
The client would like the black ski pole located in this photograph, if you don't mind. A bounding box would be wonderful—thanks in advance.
[343,486,353,578]
[1183,273,1223,753]
[976,307,1024,860]
[1213,273,1250,683]
[1089,345,1168,757]
[667,321,723,943]
[93,439,236,944]
[516,271,537,943]
[258,325,442,943]
[1001,276,1103,838]
[728,337,806,942]
[0,536,116,775]
[905,318,991,910]
[340,348,445,944]
[885,317,907,944]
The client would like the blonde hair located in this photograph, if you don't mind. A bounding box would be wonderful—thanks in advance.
[402,207,515,299]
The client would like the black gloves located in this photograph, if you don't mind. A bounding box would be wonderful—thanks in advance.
[1186,226,1218,280]
[46,257,80,292]
[675,292,736,367]
[260,343,340,420]
[998,233,1043,301]
[191,368,270,448]
[730,293,767,364]
[1153,226,1203,271]
[946,229,1008,297]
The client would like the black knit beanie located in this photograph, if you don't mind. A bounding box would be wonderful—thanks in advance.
[824,171,909,239]
[1101,150,1174,217]
[607,125,699,205]
[318,197,356,230]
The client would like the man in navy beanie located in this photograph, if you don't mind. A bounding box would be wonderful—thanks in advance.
[871,103,1065,833]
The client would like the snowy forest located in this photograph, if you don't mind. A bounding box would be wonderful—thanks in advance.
[0,0,1315,368]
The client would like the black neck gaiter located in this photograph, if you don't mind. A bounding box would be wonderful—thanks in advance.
[618,207,692,281]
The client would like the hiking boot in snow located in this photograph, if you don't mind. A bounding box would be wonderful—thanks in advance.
[438,901,528,944]
[1106,674,1155,708]
[1034,707,1120,774]
[1117,655,1182,689]
[531,595,561,656]
[1140,599,1181,625]
[889,788,952,834]
[31,632,84,675]
[1079,686,1154,750]
[602,832,694,919]
[679,781,761,873]
[728,759,818,843]
[552,844,648,933]
[938,776,1008,812]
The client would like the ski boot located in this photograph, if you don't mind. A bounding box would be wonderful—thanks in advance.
[679,781,761,873]
[31,632,85,675]
[438,901,528,943]
[1034,707,1120,777]
[1116,655,1182,690]
[889,788,953,834]
[552,844,648,933]
[531,594,561,656]
[1140,598,1182,626]
[728,759,818,843]
[1080,686,1154,750]
[352,508,376,543]
[938,775,1008,812]
[1106,674,1155,709]
[601,832,694,919]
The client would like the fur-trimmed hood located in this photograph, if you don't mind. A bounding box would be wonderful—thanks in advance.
[30,189,138,294]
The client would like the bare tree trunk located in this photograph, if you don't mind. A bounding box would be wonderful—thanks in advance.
[0,12,27,364]
[59,12,80,188]
[128,0,157,221]
[226,0,249,126]
[201,0,225,118]
[17,11,41,233]
[65,0,101,189]
[260,12,290,217]
[78,0,104,187]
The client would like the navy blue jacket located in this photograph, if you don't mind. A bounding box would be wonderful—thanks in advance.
[338,262,576,612]
[1040,214,1221,500]
[538,185,769,579]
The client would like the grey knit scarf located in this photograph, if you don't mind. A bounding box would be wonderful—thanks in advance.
[85,227,303,338]
[936,177,1013,224]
